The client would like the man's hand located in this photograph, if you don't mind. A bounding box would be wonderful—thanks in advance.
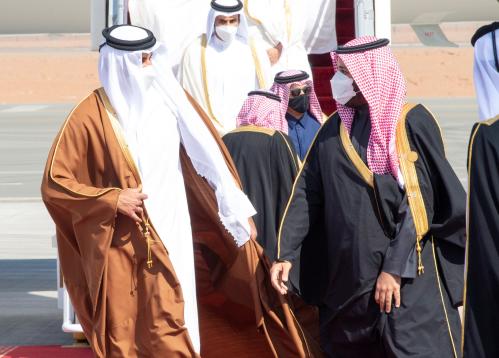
[270,261,292,295]
[248,217,258,241]
[267,42,283,65]
[375,271,401,313]
[117,187,148,223]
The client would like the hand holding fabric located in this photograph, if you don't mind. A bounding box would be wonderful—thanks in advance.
[270,261,292,295]
[117,187,148,222]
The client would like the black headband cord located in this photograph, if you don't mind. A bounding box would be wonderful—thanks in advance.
[492,30,499,72]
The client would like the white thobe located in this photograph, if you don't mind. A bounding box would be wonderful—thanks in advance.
[246,0,338,75]
[131,84,200,353]
[246,0,310,76]
[180,34,271,135]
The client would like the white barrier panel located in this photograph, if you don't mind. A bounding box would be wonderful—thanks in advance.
[53,235,84,334]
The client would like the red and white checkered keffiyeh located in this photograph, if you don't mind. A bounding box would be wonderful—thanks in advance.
[270,70,324,134]
[331,36,407,180]
[236,90,287,132]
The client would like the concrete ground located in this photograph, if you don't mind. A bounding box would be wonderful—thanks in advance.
[411,97,477,185]
[0,103,73,346]
[0,260,72,346]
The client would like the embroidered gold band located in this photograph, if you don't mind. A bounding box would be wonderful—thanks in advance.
[339,121,374,188]
[396,103,429,275]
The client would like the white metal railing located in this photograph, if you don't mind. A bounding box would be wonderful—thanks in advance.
[54,235,83,334]
[91,0,128,50]
[355,0,375,37]
[355,0,392,41]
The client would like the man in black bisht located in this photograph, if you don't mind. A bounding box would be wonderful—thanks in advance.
[462,21,499,358]
[223,90,300,262]
[224,90,322,348]
[270,36,466,357]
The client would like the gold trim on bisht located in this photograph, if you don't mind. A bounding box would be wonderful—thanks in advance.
[230,124,275,136]
[201,35,224,128]
[460,114,499,355]
[276,130,300,174]
[339,121,374,188]
[276,115,332,259]
[227,125,298,172]
[250,38,267,88]
[431,237,458,357]
[48,92,121,198]
[396,103,429,275]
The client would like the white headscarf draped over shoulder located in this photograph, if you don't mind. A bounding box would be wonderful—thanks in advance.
[98,24,256,248]
[472,22,499,120]
[98,24,256,354]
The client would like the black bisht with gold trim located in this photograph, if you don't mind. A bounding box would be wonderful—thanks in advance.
[462,116,499,358]
[222,123,300,263]
[277,104,466,356]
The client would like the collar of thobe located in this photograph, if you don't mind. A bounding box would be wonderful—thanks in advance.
[286,111,309,128]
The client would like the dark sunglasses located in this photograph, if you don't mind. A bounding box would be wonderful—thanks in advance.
[290,86,312,97]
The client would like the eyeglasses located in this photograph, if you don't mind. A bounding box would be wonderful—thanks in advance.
[290,86,312,97]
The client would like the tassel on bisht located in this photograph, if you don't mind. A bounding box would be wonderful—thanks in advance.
[416,237,424,275]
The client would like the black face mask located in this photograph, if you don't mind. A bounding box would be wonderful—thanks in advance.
[288,95,310,114]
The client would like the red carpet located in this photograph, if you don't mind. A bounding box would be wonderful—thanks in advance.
[309,0,355,116]
[0,345,93,358]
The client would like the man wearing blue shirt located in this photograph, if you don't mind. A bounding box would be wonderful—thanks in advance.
[271,70,324,160]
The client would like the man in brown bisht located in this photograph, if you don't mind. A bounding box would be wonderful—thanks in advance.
[41,24,318,358]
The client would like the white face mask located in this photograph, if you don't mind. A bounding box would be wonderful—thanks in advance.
[331,71,358,105]
[216,25,238,44]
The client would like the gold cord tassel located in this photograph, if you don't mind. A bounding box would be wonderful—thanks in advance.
[137,220,153,268]
[416,236,424,275]
[144,223,153,269]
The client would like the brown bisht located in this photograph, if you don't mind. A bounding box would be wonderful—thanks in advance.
[41,88,321,357]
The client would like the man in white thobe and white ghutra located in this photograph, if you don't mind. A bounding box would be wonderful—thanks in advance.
[179,0,272,136]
